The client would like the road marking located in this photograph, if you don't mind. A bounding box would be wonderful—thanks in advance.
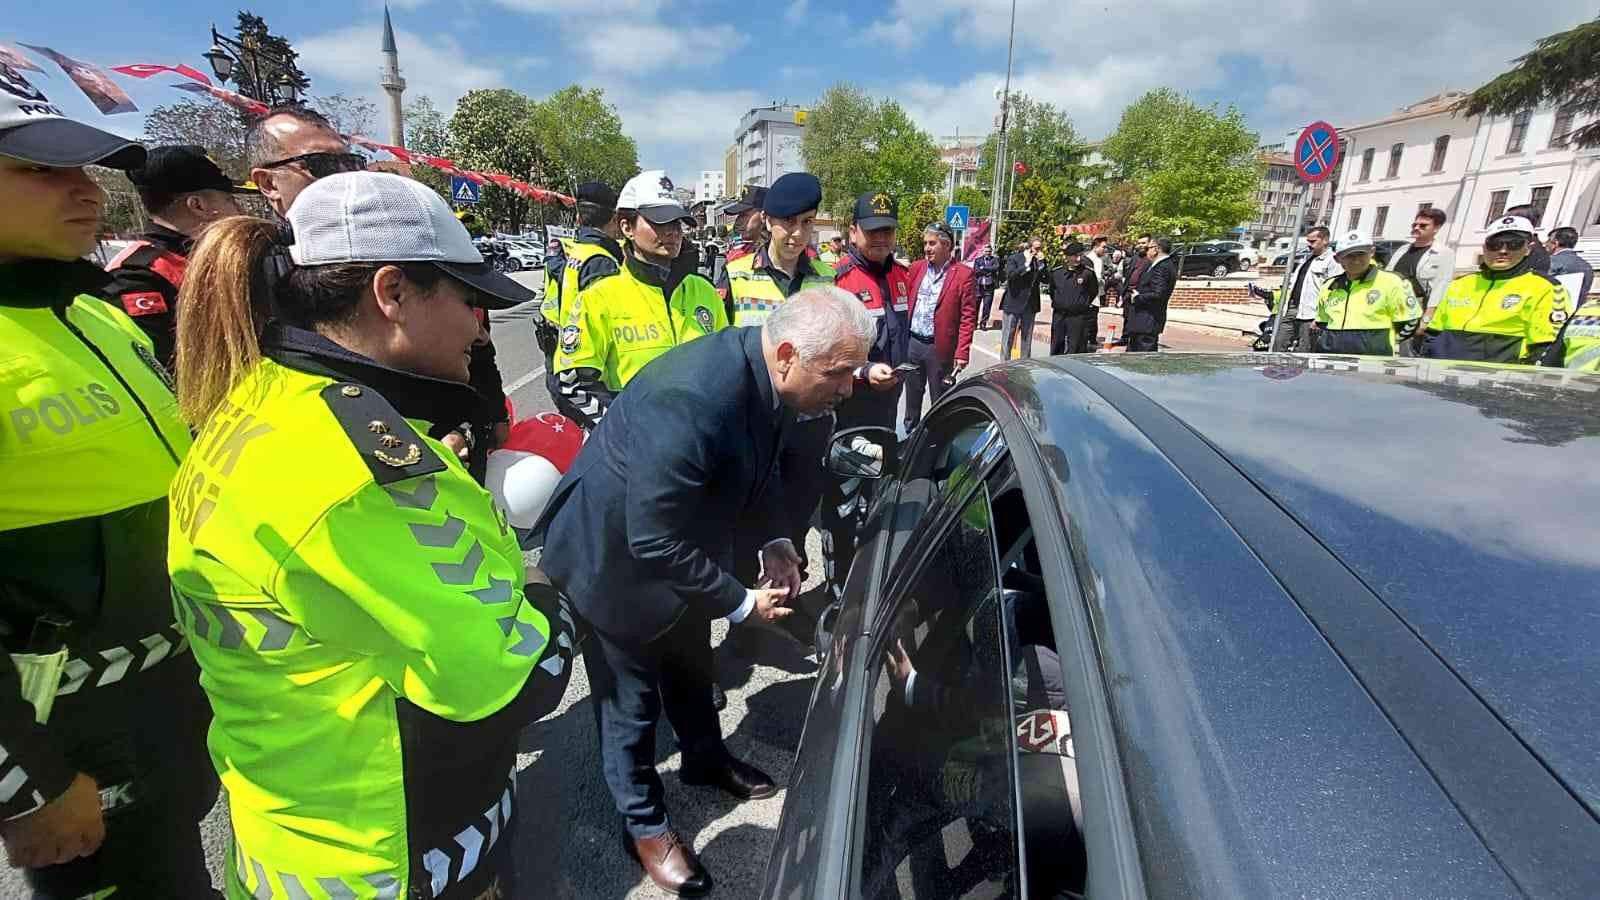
[505,367,546,395]
[972,342,1000,360]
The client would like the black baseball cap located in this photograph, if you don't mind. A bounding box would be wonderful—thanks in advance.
[575,180,618,210]
[127,145,254,195]
[0,65,144,169]
[1064,241,1085,255]
[724,184,767,215]
[853,190,898,230]
[763,172,822,217]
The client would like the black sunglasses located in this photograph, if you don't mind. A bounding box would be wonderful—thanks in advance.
[260,152,368,178]
[1485,235,1529,252]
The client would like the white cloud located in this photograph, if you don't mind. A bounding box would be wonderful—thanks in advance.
[296,24,506,112]
[784,0,810,25]
[574,22,747,73]
[603,84,762,176]
[490,0,662,14]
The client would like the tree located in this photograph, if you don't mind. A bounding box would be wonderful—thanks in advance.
[1100,88,1193,181]
[313,94,376,138]
[1461,17,1600,147]
[231,12,310,105]
[979,94,1094,222]
[898,192,943,257]
[142,98,250,178]
[447,89,541,232]
[999,175,1064,263]
[953,185,990,220]
[802,84,944,224]
[88,167,142,235]
[1084,181,1142,238]
[405,95,449,156]
[525,85,639,196]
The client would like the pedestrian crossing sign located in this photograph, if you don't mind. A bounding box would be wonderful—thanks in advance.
[945,205,969,231]
[451,175,481,205]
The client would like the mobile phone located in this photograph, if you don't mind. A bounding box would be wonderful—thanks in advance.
[892,363,919,375]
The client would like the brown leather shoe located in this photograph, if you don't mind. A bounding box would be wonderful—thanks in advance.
[628,830,712,896]
[681,756,778,800]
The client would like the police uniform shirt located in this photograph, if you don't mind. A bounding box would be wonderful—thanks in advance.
[102,222,192,368]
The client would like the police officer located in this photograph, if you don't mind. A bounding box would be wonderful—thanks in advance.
[1550,308,1600,371]
[1313,230,1421,355]
[539,181,624,420]
[1422,215,1571,364]
[167,172,574,899]
[0,73,217,899]
[103,144,255,368]
[1048,240,1100,354]
[553,170,729,431]
[721,184,767,265]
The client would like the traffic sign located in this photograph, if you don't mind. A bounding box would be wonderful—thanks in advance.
[1294,121,1340,184]
[451,175,481,205]
[945,204,970,231]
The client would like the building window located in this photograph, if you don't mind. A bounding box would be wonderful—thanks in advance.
[1387,142,1403,178]
[1348,208,1362,231]
[1486,189,1510,225]
[1506,110,1532,154]
[1418,202,1433,216]
[1430,135,1449,173]
[1551,106,1578,148]
[1374,206,1390,236]
[1359,147,1375,182]
[1530,185,1553,222]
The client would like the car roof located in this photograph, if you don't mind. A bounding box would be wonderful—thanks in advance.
[1037,353,1600,814]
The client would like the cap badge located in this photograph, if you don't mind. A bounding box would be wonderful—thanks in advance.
[341,385,362,398]
[659,175,674,193]
[871,193,892,215]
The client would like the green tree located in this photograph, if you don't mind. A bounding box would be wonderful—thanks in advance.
[802,84,944,224]
[447,89,541,232]
[1462,17,1600,147]
[527,86,640,196]
[404,95,449,156]
[979,95,1093,223]
[1100,88,1193,181]
[999,175,1064,263]
[313,93,376,138]
[899,192,943,257]
[230,12,310,105]
[142,98,250,178]
[1084,180,1142,239]
[953,185,990,219]
[88,167,142,235]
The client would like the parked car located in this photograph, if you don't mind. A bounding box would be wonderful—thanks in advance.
[1271,245,1310,268]
[503,239,545,270]
[1212,240,1258,269]
[1175,242,1242,277]
[767,354,1600,900]
[1373,238,1409,266]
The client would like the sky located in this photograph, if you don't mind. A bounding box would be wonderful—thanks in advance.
[7,1,1600,189]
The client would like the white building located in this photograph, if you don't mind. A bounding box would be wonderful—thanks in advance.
[695,170,726,205]
[938,135,982,198]
[1330,92,1600,273]
[733,104,808,189]
[1246,151,1334,243]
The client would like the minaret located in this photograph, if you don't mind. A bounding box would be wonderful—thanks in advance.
[379,5,407,148]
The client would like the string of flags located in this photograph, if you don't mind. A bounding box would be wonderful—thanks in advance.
[0,39,573,207]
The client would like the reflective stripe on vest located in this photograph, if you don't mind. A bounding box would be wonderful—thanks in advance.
[725,254,835,326]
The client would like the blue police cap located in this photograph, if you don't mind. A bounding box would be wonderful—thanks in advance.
[763,172,822,218]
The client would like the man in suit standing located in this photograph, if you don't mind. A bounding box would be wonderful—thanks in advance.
[903,221,978,432]
[1001,236,1047,358]
[1127,237,1177,352]
[538,288,875,896]
[1548,226,1593,308]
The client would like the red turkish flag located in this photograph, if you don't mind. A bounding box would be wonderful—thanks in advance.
[111,63,211,85]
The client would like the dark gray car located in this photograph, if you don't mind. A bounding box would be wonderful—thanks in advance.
[766,354,1600,899]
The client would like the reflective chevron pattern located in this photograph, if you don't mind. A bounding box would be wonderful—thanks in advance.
[55,623,190,696]
[421,766,517,897]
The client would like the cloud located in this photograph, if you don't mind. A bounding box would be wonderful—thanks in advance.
[573,22,747,73]
[296,24,506,111]
[604,84,762,176]
[783,0,809,24]
[490,0,662,14]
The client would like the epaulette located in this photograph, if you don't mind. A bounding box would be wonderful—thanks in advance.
[577,255,622,291]
[319,382,447,486]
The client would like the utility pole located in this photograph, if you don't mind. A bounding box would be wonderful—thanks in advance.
[988,0,1018,242]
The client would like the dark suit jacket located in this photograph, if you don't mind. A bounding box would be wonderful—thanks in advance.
[537,326,789,643]
[1128,257,1177,335]
[1001,252,1045,315]
[907,259,978,364]
[1551,249,1594,307]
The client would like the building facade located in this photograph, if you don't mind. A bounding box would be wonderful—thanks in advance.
[696,170,726,205]
[938,135,982,198]
[1330,92,1600,273]
[733,104,808,189]
[1244,152,1333,244]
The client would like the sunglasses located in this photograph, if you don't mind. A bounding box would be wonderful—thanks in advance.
[1485,235,1529,252]
[260,152,368,178]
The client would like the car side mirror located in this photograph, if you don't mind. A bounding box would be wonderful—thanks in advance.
[824,426,896,480]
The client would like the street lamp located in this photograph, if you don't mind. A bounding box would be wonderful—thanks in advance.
[204,23,301,106]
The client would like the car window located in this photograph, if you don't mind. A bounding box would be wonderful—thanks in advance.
[856,485,1019,899]
[886,408,1004,567]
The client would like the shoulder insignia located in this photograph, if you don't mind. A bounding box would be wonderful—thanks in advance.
[319,382,448,486]
[577,255,621,291]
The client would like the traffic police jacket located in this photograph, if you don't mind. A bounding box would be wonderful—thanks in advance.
[1422,258,1571,364]
[552,253,728,430]
[1315,265,1421,356]
[167,324,574,899]
[835,247,913,366]
[1551,308,1600,371]
[721,245,835,327]
[539,227,624,330]
[0,259,203,822]
[102,223,191,369]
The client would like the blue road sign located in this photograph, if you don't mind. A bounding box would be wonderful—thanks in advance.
[1294,121,1340,184]
[451,176,481,204]
[945,204,970,231]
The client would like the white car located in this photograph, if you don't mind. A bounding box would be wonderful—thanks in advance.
[502,240,545,271]
[1213,240,1258,270]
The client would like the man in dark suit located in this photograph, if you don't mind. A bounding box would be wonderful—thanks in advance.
[538,287,874,896]
[1126,236,1177,352]
[1000,236,1046,358]
[903,221,978,432]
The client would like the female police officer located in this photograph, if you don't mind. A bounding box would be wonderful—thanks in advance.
[167,171,574,899]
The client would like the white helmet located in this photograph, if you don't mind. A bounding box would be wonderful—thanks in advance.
[1333,230,1375,257]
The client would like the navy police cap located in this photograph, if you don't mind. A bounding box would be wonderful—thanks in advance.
[763,172,822,218]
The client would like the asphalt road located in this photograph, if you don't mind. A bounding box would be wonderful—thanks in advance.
[0,271,1248,899]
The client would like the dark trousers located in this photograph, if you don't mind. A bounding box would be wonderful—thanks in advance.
[977,284,996,326]
[1126,332,1160,352]
[1050,310,1097,355]
[584,614,726,839]
[901,337,951,433]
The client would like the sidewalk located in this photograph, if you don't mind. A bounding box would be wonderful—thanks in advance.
[983,301,1259,343]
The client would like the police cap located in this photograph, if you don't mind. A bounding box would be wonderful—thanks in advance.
[853,190,898,230]
[763,172,822,218]
[576,180,618,210]
[1486,215,1536,240]
[1063,240,1085,255]
[724,184,767,216]
[128,145,254,196]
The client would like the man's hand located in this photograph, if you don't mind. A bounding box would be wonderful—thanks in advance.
[952,359,968,376]
[748,587,793,623]
[759,540,802,599]
[441,430,471,461]
[865,363,899,390]
[1,773,105,869]
[885,639,915,687]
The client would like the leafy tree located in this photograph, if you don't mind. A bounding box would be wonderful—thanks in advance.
[88,167,142,235]
[999,175,1064,264]
[313,94,376,138]
[1100,88,1193,181]
[1084,180,1142,238]
[979,95,1093,223]
[142,98,250,178]
[802,84,944,224]
[447,89,541,232]
[404,95,449,156]
[953,185,990,219]
[526,85,640,200]
[898,192,943,257]
[1461,17,1600,147]
[230,12,310,104]
[1104,90,1259,242]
